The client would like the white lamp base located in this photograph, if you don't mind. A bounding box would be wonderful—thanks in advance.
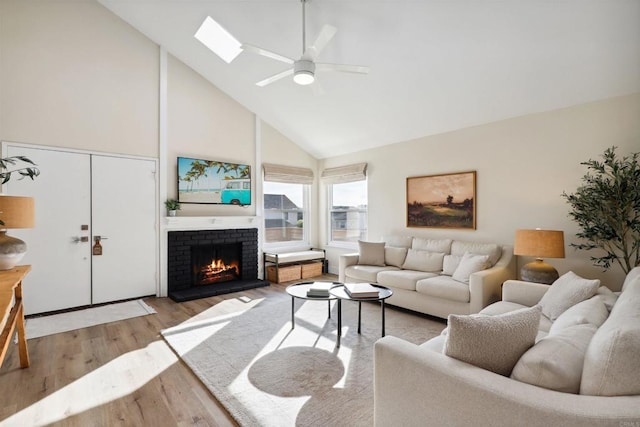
[0,231,27,270]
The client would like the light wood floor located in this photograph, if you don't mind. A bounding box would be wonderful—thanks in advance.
[0,279,306,426]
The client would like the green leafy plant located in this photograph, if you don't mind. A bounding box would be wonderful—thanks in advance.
[0,156,40,184]
[562,146,640,274]
[164,199,181,211]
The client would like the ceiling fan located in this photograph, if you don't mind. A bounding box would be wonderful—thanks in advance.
[241,0,370,87]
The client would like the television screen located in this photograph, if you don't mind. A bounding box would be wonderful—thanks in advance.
[177,157,251,205]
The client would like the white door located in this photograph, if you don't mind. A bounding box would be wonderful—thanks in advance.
[6,146,92,315]
[91,155,157,304]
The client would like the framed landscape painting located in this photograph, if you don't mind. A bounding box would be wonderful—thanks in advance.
[406,171,476,229]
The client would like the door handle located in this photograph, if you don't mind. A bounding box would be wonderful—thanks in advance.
[93,236,109,242]
[72,236,89,243]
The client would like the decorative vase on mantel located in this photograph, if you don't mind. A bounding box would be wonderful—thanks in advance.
[168,210,177,217]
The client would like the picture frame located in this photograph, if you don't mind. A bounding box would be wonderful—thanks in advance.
[178,157,251,205]
[406,171,476,229]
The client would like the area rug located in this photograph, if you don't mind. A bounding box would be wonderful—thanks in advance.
[25,299,156,339]
[161,296,445,426]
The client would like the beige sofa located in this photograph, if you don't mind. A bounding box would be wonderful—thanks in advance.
[339,236,515,319]
[374,267,640,426]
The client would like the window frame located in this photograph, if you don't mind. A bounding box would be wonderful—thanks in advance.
[327,179,368,249]
[263,181,310,250]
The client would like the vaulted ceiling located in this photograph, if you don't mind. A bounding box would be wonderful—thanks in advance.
[98,0,640,159]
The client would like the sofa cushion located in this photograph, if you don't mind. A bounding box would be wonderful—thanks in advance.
[420,334,446,352]
[416,276,470,303]
[549,296,609,334]
[511,323,598,394]
[538,271,600,321]
[411,237,452,254]
[621,266,640,292]
[452,252,489,284]
[595,286,618,312]
[442,254,462,276]
[451,241,501,266]
[344,265,398,283]
[580,276,640,396]
[377,269,437,291]
[444,306,540,376]
[357,241,386,266]
[402,249,445,273]
[383,235,413,249]
[479,301,529,316]
[384,246,408,268]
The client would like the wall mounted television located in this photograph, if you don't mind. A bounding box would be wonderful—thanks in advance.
[177,156,251,205]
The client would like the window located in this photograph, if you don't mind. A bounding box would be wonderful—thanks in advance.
[329,179,367,245]
[264,181,308,245]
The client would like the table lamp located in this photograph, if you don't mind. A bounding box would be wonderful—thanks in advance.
[514,229,565,284]
[0,195,35,270]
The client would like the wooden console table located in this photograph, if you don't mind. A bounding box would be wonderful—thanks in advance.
[0,265,31,369]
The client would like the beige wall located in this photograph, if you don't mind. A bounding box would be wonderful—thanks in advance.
[166,54,257,216]
[321,93,640,289]
[0,0,159,157]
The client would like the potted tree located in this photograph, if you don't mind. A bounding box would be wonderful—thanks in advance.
[165,199,181,217]
[562,146,639,274]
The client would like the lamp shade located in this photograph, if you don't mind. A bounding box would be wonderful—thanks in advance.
[514,229,565,258]
[0,195,35,229]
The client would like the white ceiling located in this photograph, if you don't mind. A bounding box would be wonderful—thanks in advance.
[98,0,640,159]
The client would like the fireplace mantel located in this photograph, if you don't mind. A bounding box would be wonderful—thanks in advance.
[164,215,261,231]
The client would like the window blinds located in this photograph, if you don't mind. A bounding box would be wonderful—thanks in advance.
[321,162,367,184]
[263,163,314,184]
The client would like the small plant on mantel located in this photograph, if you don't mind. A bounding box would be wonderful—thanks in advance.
[0,156,40,226]
[165,199,181,217]
[562,146,640,274]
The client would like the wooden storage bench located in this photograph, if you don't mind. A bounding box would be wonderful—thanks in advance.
[263,249,326,283]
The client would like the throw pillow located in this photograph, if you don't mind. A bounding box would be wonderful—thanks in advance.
[548,296,609,334]
[595,286,618,312]
[444,306,540,376]
[411,237,452,254]
[451,252,489,283]
[580,276,640,396]
[383,235,413,249]
[442,255,462,276]
[357,241,385,266]
[511,324,598,394]
[384,246,408,268]
[538,271,600,321]
[402,249,445,272]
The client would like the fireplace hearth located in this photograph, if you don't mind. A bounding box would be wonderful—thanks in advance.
[168,228,269,302]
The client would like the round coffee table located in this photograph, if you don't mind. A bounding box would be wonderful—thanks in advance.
[285,281,341,329]
[329,284,393,348]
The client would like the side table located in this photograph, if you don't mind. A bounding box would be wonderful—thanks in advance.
[0,265,31,369]
[330,284,393,348]
[285,281,341,329]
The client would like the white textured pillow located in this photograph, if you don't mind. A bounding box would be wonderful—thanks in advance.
[452,252,489,283]
[384,246,408,268]
[402,249,445,272]
[444,306,540,376]
[549,296,609,334]
[511,324,597,393]
[442,255,462,276]
[595,286,618,312]
[581,276,640,396]
[357,241,385,266]
[538,271,600,321]
[451,241,501,266]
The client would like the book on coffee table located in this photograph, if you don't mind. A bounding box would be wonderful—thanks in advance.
[344,283,379,298]
[306,282,333,297]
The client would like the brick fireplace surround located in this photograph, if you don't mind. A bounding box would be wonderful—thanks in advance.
[167,228,269,302]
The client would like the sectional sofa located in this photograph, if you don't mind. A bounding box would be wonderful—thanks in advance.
[338,236,516,319]
[374,267,640,426]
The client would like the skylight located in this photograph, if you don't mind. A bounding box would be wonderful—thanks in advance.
[194,16,242,64]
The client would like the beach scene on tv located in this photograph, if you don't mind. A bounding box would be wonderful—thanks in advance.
[178,157,251,205]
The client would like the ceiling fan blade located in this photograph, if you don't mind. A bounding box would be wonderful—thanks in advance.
[302,24,337,61]
[256,68,294,87]
[241,43,295,64]
[316,63,370,74]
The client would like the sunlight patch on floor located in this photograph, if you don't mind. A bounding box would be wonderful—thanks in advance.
[3,340,177,426]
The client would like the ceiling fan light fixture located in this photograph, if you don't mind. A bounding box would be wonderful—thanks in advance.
[293,60,315,85]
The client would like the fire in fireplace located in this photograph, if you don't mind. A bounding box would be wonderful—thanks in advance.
[192,243,240,286]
